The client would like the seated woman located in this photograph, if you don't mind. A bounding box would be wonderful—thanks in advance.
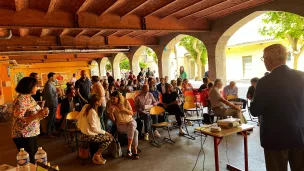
[77,94,113,165]
[171,80,183,97]
[182,79,193,93]
[107,91,139,159]
[162,84,186,135]
[149,80,160,102]
[135,85,160,140]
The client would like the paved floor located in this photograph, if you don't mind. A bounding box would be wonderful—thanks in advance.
[0,114,264,171]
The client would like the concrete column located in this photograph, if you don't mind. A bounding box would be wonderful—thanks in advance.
[131,54,140,75]
[150,46,165,78]
[99,57,109,78]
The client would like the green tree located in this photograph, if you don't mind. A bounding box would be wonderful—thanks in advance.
[179,35,208,79]
[139,61,148,69]
[259,12,304,69]
[106,63,112,71]
[145,47,158,64]
[119,57,130,70]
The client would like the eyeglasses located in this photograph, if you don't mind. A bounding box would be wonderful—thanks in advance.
[260,57,264,62]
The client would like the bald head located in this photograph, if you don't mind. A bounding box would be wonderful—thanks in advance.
[263,44,288,71]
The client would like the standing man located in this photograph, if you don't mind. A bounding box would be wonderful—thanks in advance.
[75,70,92,104]
[106,72,114,84]
[43,72,58,137]
[250,44,304,171]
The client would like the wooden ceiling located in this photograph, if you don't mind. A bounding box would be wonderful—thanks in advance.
[0,0,273,64]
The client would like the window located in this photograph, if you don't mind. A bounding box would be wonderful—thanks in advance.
[242,56,252,78]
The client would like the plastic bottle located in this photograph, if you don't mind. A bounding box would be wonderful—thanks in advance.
[16,148,30,171]
[34,147,47,165]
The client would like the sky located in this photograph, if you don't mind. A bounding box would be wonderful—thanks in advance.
[227,14,273,46]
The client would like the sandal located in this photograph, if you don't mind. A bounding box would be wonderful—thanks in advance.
[92,155,106,165]
[132,154,139,160]
[127,150,132,157]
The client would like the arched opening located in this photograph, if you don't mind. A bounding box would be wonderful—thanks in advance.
[222,11,304,82]
[90,60,99,77]
[162,35,207,81]
[132,46,159,77]
[113,53,129,79]
[100,57,111,79]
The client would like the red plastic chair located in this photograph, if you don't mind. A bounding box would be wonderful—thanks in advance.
[56,103,62,120]
[184,90,194,97]
[126,98,137,114]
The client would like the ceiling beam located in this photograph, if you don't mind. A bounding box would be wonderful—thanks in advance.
[15,0,29,11]
[120,31,134,37]
[161,0,205,19]
[92,30,105,37]
[122,0,150,17]
[40,29,52,37]
[132,31,149,38]
[99,0,120,16]
[76,0,95,14]
[145,0,176,17]
[179,0,230,20]
[47,0,60,13]
[19,28,29,37]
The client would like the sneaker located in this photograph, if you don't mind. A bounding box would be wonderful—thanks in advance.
[187,121,193,126]
[144,133,149,141]
[154,130,161,138]
[179,128,186,135]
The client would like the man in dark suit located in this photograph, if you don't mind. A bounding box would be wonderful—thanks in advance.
[250,44,304,171]
[43,72,58,137]
[157,77,169,95]
[60,87,82,129]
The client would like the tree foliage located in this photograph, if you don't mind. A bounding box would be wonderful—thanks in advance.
[145,47,158,64]
[258,12,304,69]
[106,64,112,71]
[139,61,148,69]
[119,57,130,70]
[178,36,208,65]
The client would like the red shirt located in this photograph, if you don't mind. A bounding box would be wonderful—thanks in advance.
[201,88,211,107]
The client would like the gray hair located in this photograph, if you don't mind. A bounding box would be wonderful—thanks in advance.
[214,79,222,86]
[264,44,288,62]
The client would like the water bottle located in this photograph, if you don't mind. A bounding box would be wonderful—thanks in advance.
[16,148,30,171]
[34,147,47,165]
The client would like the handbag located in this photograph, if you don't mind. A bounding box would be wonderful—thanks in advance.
[78,142,90,159]
[108,140,122,158]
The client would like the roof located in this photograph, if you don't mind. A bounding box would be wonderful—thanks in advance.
[227,38,279,47]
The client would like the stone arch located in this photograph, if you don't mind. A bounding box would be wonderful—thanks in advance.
[132,45,159,77]
[113,53,128,79]
[162,34,208,80]
[100,57,110,78]
[90,60,99,76]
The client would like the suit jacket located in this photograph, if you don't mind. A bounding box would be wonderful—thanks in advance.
[60,96,82,116]
[43,80,58,108]
[157,83,169,95]
[250,65,304,150]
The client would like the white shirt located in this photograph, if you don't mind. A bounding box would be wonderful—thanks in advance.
[77,104,105,136]
[209,87,226,109]
[70,77,76,85]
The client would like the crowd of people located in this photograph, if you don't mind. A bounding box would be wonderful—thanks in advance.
[10,44,304,170]
[10,65,255,165]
